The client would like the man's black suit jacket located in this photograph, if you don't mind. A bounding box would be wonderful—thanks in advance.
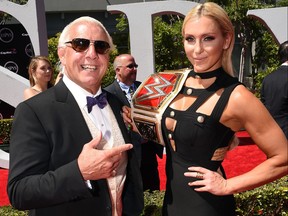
[105,80,142,108]
[261,65,288,138]
[7,79,144,216]
[105,80,163,191]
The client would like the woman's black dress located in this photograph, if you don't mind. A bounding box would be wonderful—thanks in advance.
[161,68,241,216]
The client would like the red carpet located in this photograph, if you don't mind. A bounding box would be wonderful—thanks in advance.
[0,131,266,207]
[0,168,9,206]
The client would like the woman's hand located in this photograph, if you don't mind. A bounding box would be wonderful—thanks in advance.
[184,166,229,196]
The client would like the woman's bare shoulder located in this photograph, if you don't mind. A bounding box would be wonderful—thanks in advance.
[23,88,37,100]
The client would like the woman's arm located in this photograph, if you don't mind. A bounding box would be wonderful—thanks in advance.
[187,85,288,195]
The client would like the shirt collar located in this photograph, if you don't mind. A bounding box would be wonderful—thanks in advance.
[117,79,134,93]
[63,75,103,109]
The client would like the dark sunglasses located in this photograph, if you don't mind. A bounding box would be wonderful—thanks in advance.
[65,38,110,54]
[125,64,138,69]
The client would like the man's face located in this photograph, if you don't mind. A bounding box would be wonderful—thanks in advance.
[117,56,138,86]
[59,23,110,94]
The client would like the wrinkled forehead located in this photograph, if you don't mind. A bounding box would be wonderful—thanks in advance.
[60,20,108,45]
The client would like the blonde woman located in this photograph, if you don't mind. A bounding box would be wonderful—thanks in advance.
[124,2,287,215]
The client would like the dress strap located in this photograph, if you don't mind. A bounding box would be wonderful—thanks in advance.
[188,89,217,111]
[211,83,242,121]
[186,80,222,111]
[180,86,206,97]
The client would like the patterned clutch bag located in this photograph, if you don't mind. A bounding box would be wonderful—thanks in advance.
[131,69,190,146]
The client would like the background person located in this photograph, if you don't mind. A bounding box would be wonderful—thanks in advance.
[23,55,54,100]
[54,60,64,83]
[8,16,143,216]
[105,54,163,191]
[261,40,288,138]
[123,2,288,215]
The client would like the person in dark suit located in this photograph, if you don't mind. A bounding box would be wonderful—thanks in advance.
[7,17,143,216]
[261,40,288,138]
[105,54,163,191]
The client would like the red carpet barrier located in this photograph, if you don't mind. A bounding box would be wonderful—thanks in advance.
[0,131,266,207]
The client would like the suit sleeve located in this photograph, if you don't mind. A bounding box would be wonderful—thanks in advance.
[7,102,92,210]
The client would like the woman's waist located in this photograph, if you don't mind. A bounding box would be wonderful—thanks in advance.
[169,151,223,171]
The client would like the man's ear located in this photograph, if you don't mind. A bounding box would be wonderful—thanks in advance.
[115,67,121,76]
[57,47,66,65]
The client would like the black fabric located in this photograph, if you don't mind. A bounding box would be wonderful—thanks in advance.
[161,68,241,215]
[261,65,288,138]
[8,79,144,216]
[188,68,222,79]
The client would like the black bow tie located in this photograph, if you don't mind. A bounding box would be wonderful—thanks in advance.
[86,92,108,113]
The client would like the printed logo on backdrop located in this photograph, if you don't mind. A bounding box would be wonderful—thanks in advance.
[25,43,34,57]
[4,61,19,74]
[0,27,14,43]
[0,24,33,79]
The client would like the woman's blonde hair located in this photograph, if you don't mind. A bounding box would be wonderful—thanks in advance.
[28,55,54,87]
[182,2,235,76]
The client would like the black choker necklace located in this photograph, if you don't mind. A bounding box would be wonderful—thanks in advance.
[189,68,221,79]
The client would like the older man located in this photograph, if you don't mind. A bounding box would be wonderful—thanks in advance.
[8,17,143,216]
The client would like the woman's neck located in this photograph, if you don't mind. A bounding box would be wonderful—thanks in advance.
[189,67,222,79]
[186,67,223,89]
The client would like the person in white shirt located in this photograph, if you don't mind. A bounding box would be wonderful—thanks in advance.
[8,16,143,216]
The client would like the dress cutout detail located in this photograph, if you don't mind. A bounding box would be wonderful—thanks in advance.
[161,68,241,216]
